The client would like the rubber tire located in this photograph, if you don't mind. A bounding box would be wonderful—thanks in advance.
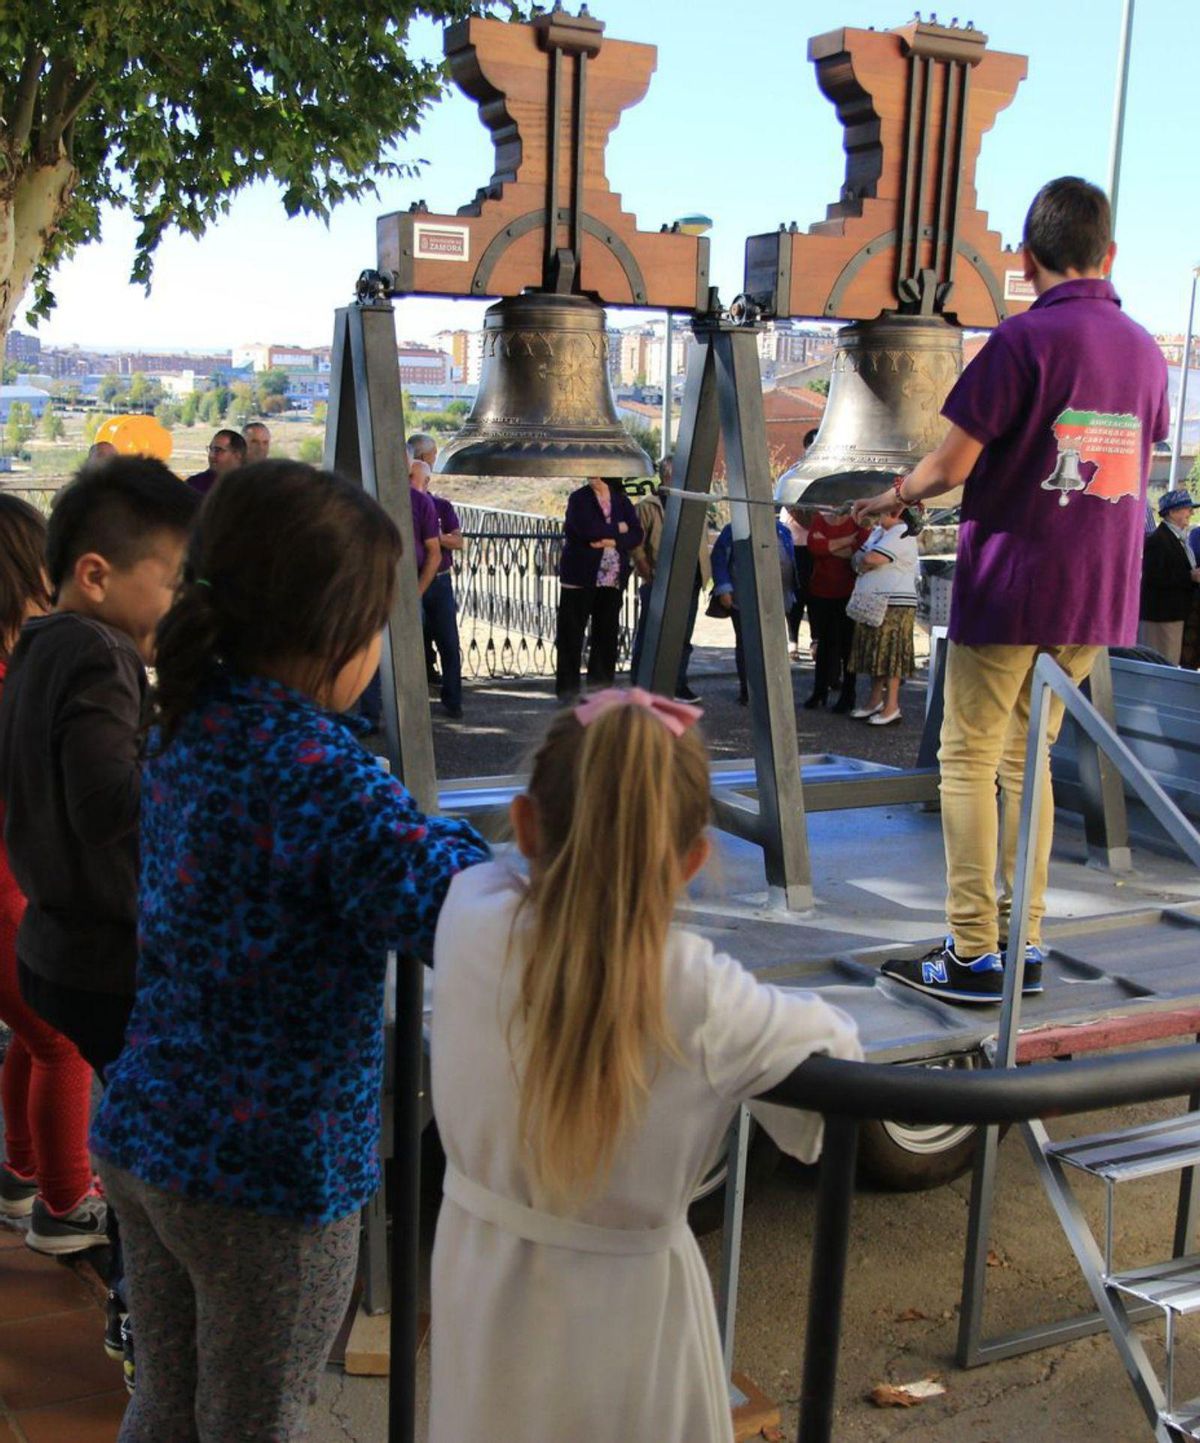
[856,1117,1003,1192]
[686,1125,781,1237]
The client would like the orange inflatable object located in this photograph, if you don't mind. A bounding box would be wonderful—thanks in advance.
[94,414,174,462]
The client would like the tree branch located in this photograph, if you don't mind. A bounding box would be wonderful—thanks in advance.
[39,68,95,162]
[7,44,45,154]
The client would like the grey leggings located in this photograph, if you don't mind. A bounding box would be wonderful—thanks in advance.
[99,1162,359,1443]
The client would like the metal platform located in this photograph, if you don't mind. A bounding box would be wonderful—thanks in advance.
[440,768,1200,1068]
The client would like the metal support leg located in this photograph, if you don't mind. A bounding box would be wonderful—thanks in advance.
[326,302,439,813]
[718,1106,752,1389]
[640,314,812,909]
[362,1184,390,1316]
[712,321,812,909]
[387,958,425,1443]
[637,331,720,699]
[1078,651,1133,873]
[798,1115,859,1443]
[1173,1076,1200,1260]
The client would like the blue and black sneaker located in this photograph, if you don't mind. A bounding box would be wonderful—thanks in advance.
[881,939,1004,1004]
[1000,943,1044,996]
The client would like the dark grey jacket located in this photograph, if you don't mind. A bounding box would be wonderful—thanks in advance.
[0,613,144,995]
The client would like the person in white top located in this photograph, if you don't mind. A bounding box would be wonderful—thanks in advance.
[846,513,920,725]
[429,689,862,1443]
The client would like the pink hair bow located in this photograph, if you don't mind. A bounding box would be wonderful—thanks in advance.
[573,687,702,738]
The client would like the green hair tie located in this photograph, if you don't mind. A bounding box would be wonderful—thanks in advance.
[195,578,212,589]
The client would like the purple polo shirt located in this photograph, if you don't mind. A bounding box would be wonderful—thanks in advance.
[943,279,1169,646]
[430,494,461,575]
[185,469,218,496]
[410,486,440,571]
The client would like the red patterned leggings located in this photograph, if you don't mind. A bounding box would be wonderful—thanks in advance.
[0,907,94,1214]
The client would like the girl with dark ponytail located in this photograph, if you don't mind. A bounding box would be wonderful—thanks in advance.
[89,460,489,1442]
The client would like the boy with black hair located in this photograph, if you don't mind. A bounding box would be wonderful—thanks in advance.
[0,457,196,1354]
[854,175,1169,1004]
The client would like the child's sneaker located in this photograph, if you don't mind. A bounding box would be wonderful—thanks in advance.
[0,1162,37,1219]
[881,939,1005,1004]
[121,1314,136,1395]
[25,1190,108,1254]
[1000,942,1045,995]
[104,1290,127,1362]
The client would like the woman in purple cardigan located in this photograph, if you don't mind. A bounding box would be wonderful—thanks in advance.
[554,478,644,700]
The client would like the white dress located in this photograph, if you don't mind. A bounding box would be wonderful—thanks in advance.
[429,861,863,1443]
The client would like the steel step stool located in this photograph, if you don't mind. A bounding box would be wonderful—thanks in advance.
[1047,1112,1200,1440]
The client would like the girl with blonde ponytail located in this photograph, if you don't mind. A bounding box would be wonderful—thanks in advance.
[430,688,862,1443]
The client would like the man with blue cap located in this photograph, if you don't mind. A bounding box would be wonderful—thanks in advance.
[1140,489,1200,663]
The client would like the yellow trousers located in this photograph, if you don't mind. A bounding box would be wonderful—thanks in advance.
[938,642,1101,957]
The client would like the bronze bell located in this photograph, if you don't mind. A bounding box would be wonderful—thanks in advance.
[775,314,964,508]
[1040,447,1086,506]
[434,293,654,479]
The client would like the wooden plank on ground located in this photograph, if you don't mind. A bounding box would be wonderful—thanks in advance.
[344,1307,430,1376]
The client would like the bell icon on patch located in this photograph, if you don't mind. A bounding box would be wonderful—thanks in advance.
[1041,446,1086,507]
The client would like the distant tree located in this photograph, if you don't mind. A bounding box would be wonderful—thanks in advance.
[807,377,830,396]
[261,394,287,416]
[97,372,125,405]
[83,411,108,444]
[227,381,257,426]
[180,392,200,427]
[127,371,163,409]
[155,400,180,429]
[298,437,323,464]
[258,368,291,398]
[198,389,227,426]
[312,401,328,426]
[445,399,471,417]
[39,405,64,440]
[0,2,496,351]
[5,402,33,453]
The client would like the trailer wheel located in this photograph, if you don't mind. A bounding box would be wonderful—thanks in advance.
[857,1055,999,1191]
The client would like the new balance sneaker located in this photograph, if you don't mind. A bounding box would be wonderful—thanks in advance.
[1000,942,1045,995]
[0,1162,37,1219]
[25,1191,108,1254]
[104,1290,127,1363]
[881,939,1005,1004]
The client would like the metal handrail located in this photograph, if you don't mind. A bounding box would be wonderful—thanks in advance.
[766,1045,1200,1124]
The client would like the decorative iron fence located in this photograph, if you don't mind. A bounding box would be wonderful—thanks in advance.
[451,504,639,679]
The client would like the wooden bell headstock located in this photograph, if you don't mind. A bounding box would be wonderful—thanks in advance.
[744,18,1031,327]
[378,6,709,311]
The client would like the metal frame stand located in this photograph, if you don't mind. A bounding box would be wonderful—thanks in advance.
[957,655,1200,1389]
[635,311,812,909]
[326,299,433,1443]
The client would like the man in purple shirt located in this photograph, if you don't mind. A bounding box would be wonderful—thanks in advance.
[185,429,245,495]
[854,177,1169,1004]
[409,433,464,719]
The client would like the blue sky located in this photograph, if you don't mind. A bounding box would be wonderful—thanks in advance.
[29,0,1200,352]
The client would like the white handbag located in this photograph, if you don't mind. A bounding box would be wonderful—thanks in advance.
[845,581,888,628]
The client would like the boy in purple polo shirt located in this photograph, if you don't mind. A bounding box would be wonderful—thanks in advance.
[854,176,1169,1004]
[409,433,465,720]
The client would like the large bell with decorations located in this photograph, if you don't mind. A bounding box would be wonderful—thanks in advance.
[434,293,654,479]
[776,314,964,508]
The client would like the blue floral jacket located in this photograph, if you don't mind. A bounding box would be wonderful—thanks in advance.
[91,671,489,1224]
